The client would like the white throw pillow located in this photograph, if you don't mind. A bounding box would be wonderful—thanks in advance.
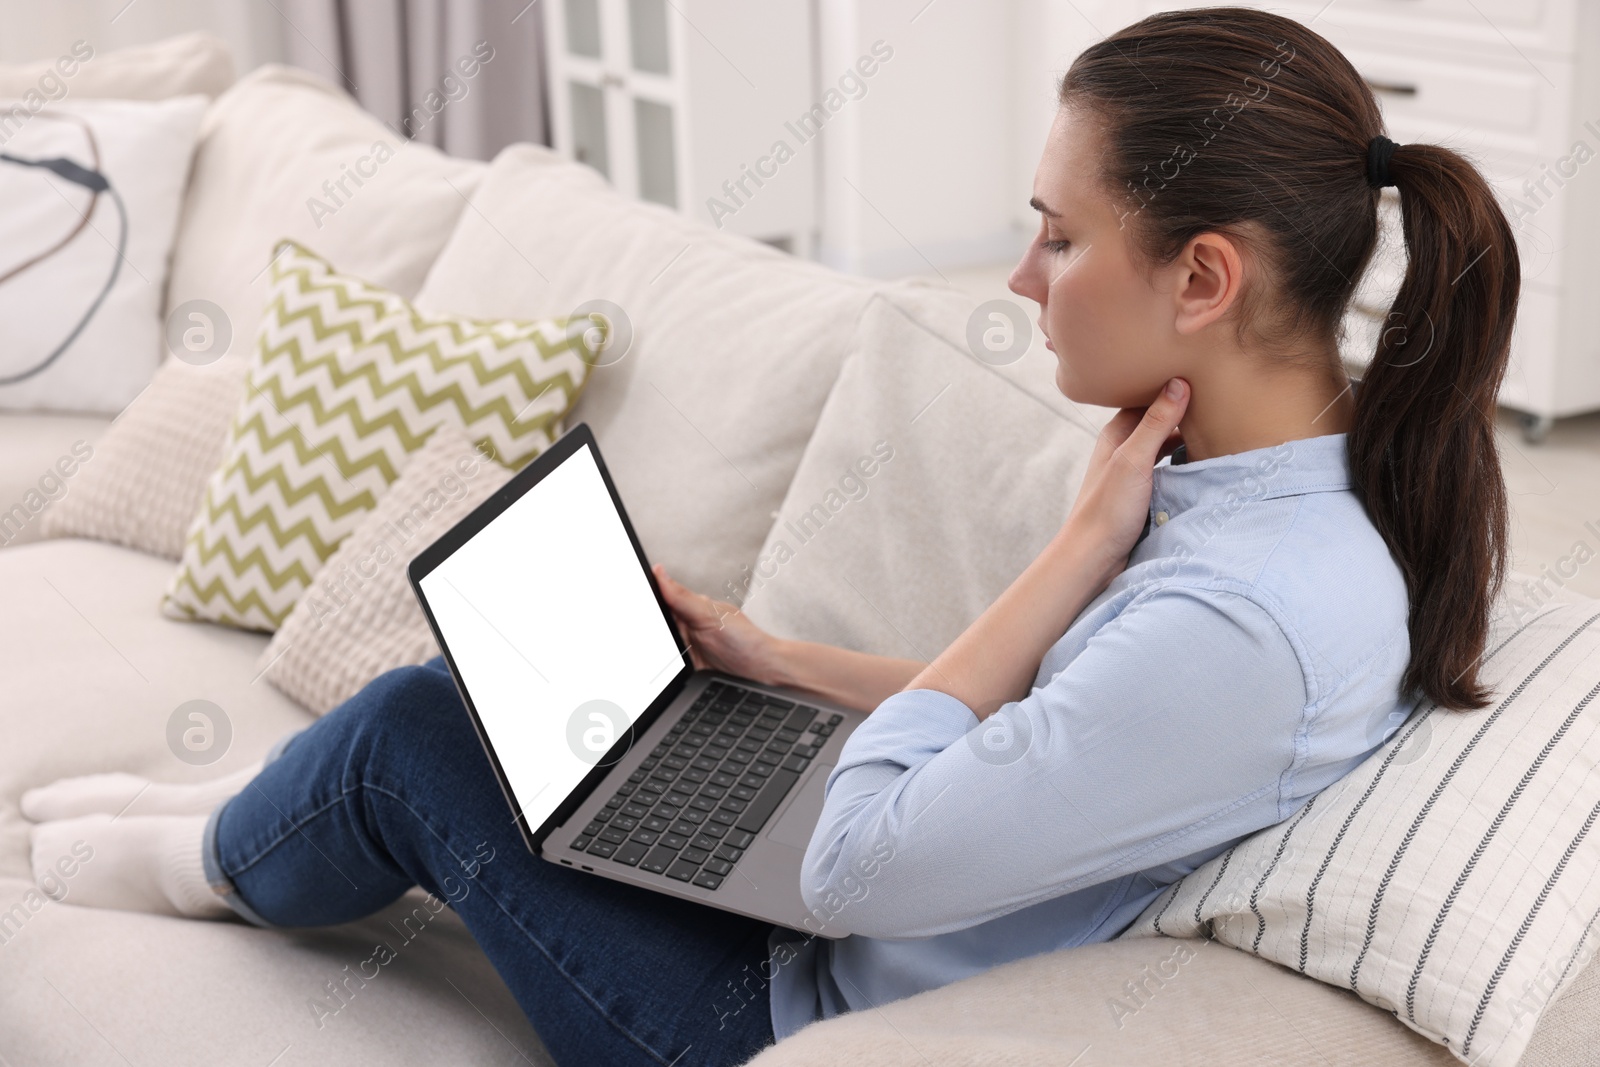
[0,96,206,414]
[258,425,514,715]
[1122,593,1600,1067]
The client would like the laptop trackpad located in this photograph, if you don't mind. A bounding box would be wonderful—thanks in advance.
[767,763,834,849]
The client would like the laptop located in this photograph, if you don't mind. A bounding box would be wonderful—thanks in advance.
[407,423,866,937]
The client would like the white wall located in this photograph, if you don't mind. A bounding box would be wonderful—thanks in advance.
[817,0,1024,276]
[813,0,1148,278]
[682,0,818,248]
[1010,0,1116,231]
[0,0,286,71]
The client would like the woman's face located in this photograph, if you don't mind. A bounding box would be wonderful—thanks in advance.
[1009,106,1190,411]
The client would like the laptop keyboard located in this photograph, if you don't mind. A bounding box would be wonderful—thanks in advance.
[568,681,844,890]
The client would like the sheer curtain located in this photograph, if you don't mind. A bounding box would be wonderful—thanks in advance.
[278,0,549,160]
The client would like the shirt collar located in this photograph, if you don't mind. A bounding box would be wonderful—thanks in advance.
[1149,431,1354,525]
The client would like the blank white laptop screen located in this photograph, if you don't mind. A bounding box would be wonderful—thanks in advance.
[417,443,683,834]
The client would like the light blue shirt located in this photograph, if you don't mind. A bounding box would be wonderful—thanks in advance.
[766,429,1419,1039]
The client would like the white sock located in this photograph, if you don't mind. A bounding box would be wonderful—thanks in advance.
[30,813,233,919]
[20,760,265,822]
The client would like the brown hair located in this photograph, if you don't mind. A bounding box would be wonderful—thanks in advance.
[1060,7,1519,711]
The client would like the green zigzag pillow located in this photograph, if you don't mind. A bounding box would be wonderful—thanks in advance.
[162,240,593,632]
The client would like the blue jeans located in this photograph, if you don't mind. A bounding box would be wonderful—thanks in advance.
[202,657,780,1067]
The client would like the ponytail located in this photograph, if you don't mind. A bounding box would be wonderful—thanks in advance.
[1347,144,1519,709]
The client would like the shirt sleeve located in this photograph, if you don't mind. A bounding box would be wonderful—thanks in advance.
[798,584,1309,939]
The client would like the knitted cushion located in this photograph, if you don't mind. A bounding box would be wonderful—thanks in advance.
[40,357,248,559]
[256,424,514,714]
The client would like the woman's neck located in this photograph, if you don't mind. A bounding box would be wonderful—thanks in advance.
[1178,354,1354,462]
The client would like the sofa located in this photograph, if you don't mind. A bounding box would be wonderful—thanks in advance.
[2,34,1597,1067]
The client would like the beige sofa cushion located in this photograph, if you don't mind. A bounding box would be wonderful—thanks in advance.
[1122,593,1600,1067]
[738,290,1107,657]
[1522,946,1600,1066]
[0,879,550,1066]
[745,936,1459,1066]
[164,66,486,362]
[0,32,234,102]
[0,538,549,1065]
[0,540,315,879]
[413,144,910,600]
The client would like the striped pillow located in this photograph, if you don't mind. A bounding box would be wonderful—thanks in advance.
[1122,592,1600,1067]
[161,240,592,631]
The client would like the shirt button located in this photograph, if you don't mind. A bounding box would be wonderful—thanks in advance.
[1154,511,1170,525]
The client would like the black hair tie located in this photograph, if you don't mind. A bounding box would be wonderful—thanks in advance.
[1366,135,1400,189]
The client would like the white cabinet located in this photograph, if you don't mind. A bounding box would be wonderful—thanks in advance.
[544,0,818,253]
[1294,0,1598,441]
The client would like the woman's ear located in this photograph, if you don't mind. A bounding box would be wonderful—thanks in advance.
[1171,231,1246,337]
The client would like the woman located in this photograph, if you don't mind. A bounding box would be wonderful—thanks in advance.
[24,7,1518,1065]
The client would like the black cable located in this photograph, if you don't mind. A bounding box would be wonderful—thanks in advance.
[0,157,124,387]
[0,151,109,192]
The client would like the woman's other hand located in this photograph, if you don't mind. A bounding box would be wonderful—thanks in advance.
[1066,376,1190,579]
[653,565,784,684]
